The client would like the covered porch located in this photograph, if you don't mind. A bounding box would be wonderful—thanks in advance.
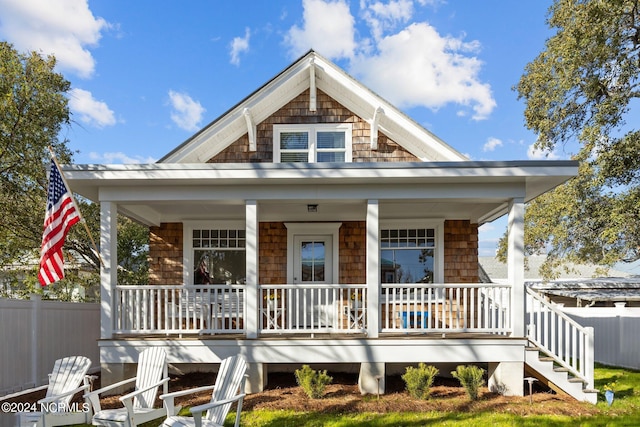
[65,161,585,396]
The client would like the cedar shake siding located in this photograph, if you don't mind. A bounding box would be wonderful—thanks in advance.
[339,221,366,284]
[148,220,478,285]
[206,89,419,163]
[258,222,288,284]
[149,222,183,285]
[443,220,479,283]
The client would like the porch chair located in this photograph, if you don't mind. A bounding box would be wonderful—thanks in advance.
[85,347,169,427]
[160,354,248,427]
[0,355,93,427]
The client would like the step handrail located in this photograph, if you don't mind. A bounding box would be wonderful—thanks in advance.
[526,287,594,389]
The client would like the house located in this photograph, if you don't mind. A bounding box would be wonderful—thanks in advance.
[65,51,595,401]
[481,255,640,307]
[528,278,640,308]
[480,255,631,284]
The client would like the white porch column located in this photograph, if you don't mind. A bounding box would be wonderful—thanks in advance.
[100,201,117,339]
[366,199,380,339]
[245,200,259,339]
[507,197,525,337]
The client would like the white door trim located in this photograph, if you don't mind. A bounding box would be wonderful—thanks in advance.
[284,223,341,284]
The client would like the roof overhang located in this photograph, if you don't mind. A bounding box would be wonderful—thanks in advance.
[64,160,578,226]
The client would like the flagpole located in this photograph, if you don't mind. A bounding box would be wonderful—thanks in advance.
[47,147,105,268]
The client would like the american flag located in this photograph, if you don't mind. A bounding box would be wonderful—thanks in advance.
[38,159,80,286]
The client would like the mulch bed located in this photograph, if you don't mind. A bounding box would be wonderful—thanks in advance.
[4,371,600,418]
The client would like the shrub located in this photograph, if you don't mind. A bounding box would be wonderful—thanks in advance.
[451,365,485,401]
[401,363,439,399]
[294,365,333,399]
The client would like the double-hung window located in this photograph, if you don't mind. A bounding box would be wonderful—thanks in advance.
[274,124,352,163]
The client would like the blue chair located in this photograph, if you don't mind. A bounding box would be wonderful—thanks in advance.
[401,311,428,328]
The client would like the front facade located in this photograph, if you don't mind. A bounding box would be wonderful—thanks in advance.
[67,51,594,401]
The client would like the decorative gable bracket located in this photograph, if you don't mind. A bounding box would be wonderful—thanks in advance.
[371,106,385,150]
[309,57,317,112]
[243,108,257,152]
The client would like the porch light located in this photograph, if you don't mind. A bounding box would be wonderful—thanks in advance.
[307,204,318,212]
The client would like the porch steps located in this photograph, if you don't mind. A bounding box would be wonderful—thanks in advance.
[525,346,598,404]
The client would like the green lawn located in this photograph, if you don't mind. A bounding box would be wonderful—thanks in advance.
[81,363,640,427]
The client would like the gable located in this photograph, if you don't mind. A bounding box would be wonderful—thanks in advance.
[160,51,467,164]
[207,89,420,163]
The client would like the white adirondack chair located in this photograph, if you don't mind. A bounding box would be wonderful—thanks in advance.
[86,348,169,427]
[160,355,247,427]
[0,355,93,427]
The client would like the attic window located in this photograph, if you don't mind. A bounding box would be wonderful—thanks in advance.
[273,124,352,163]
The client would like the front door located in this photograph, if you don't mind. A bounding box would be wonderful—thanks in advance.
[293,234,334,327]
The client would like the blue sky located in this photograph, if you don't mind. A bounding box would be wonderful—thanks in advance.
[0,0,564,258]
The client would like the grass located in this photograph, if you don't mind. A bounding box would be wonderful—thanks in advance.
[76,363,640,426]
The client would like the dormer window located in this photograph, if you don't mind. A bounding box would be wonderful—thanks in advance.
[274,124,352,163]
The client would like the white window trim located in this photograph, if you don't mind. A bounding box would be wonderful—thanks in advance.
[380,219,444,283]
[273,123,353,163]
[183,220,246,286]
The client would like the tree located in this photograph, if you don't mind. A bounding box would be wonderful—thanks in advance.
[0,42,149,300]
[0,41,74,297]
[500,0,640,276]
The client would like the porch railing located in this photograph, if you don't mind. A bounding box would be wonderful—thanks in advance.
[380,283,511,334]
[526,287,594,388]
[114,283,511,336]
[260,284,367,334]
[114,285,244,335]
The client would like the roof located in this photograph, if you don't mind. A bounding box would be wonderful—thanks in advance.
[62,51,579,227]
[528,278,640,302]
[159,50,468,163]
[64,161,578,226]
[480,255,631,281]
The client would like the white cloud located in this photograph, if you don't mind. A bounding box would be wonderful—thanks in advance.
[0,0,108,78]
[284,0,356,60]
[230,27,251,66]
[168,90,206,132]
[527,143,560,160]
[483,137,503,152]
[361,0,414,41]
[349,23,496,120]
[479,223,495,233]
[89,152,156,164]
[68,88,116,128]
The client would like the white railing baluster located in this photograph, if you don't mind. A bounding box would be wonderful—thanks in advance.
[113,283,514,337]
[526,287,594,389]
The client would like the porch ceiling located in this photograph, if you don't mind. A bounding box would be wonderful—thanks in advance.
[116,199,504,225]
[64,160,577,227]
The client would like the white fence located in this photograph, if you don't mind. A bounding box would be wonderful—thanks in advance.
[0,296,100,396]
[561,306,640,370]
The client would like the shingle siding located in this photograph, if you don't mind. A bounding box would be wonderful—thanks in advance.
[206,89,419,163]
[148,220,479,285]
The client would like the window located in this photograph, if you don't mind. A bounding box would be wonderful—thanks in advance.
[190,226,246,285]
[274,124,352,163]
[381,228,436,284]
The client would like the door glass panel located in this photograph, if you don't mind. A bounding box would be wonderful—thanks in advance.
[301,241,325,282]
